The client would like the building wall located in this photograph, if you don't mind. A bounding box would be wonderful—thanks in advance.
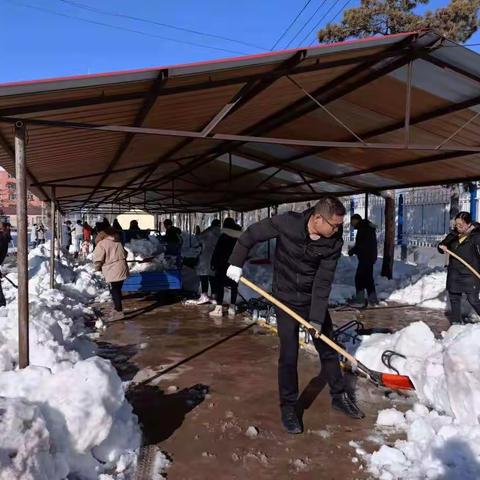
[0,170,44,226]
[0,170,42,209]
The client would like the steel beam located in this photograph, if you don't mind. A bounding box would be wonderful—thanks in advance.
[5,115,480,152]
[266,150,479,194]
[82,69,169,207]
[15,121,29,368]
[131,50,308,194]
[49,187,56,289]
[136,32,440,194]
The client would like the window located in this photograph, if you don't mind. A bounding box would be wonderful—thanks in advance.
[8,193,16,200]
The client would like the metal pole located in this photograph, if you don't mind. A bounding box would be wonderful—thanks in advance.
[267,206,271,259]
[364,193,369,220]
[56,209,61,259]
[49,187,56,289]
[404,62,413,146]
[15,121,29,368]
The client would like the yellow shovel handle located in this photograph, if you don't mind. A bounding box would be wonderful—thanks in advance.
[444,248,480,281]
[239,276,358,367]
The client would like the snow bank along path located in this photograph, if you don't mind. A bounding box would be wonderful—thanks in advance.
[0,242,170,480]
[350,321,480,479]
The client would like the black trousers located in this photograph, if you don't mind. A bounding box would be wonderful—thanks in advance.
[355,261,376,295]
[276,304,344,407]
[110,281,124,312]
[0,280,5,307]
[215,271,238,305]
[200,275,216,295]
[449,290,480,324]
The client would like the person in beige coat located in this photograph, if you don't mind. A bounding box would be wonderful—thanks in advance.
[93,227,129,320]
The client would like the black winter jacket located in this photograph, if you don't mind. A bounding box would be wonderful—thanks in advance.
[211,228,241,274]
[229,208,343,327]
[349,220,377,264]
[0,232,10,265]
[438,223,480,293]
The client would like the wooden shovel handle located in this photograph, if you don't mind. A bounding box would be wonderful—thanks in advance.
[444,247,480,281]
[239,276,358,367]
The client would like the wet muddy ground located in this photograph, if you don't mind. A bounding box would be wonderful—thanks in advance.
[97,295,450,479]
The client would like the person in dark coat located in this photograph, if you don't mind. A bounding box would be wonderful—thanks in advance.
[226,196,364,434]
[438,211,480,324]
[112,219,125,245]
[163,219,182,245]
[209,218,241,318]
[348,214,378,307]
[0,222,11,306]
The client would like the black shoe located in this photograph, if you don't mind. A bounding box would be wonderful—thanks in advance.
[331,392,365,419]
[281,405,303,434]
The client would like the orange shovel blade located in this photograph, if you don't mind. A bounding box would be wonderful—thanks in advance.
[380,373,415,390]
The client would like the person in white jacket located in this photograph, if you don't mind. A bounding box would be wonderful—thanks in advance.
[194,219,221,304]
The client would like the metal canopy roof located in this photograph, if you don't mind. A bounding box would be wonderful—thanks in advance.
[1,30,480,213]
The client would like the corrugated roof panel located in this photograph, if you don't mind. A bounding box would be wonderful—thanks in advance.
[389,59,480,112]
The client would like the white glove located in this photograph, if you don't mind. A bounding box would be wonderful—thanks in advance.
[226,265,242,283]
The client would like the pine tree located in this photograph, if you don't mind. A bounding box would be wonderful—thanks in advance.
[317,0,480,44]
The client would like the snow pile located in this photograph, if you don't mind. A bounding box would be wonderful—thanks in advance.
[125,237,163,260]
[0,242,141,479]
[349,322,480,479]
[331,255,447,308]
[0,359,140,480]
[125,237,177,273]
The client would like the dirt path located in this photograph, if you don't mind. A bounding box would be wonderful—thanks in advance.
[97,296,450,479]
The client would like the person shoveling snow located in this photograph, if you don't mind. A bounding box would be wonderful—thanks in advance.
[438,211,480,325]
[227,196,365,434]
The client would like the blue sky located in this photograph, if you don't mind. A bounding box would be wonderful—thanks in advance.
[0,0,478,83]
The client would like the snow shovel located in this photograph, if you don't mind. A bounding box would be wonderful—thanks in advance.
[0,272,17,289]
[239,277,415,391]
[444,247,480,281]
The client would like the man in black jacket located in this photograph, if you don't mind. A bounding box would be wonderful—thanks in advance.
[0,222,11,307]
[227,196,364,435]
[348,214,378,307]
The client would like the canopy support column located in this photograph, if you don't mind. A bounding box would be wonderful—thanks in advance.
[15,121,29,368]
[49,187,56,289]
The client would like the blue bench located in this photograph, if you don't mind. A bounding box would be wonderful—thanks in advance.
[122,270,182,292]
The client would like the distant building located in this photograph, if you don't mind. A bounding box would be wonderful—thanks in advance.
[0,170,44,227]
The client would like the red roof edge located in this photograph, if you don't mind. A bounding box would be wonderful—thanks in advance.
[0,31,420,89]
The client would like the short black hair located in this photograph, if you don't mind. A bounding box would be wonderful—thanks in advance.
[164,219,173,227]
[223,217,236,229]
[314,195,346,218]
[455,211,472,224]
[351,214,362,221]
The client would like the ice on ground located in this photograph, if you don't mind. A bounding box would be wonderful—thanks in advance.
[0,242,141,479]
[348,322,480,479]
